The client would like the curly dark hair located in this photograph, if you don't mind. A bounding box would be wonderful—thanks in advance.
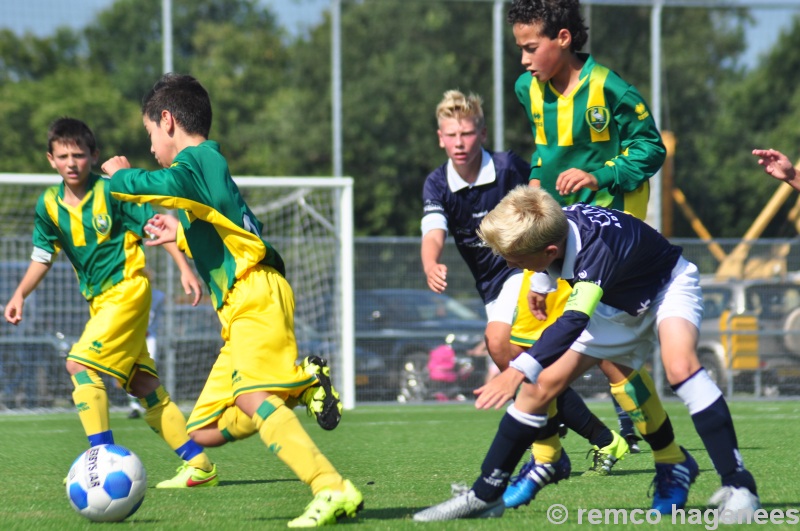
[507,0,589,52]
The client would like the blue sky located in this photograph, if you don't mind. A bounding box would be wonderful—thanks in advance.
[2,0,797,69]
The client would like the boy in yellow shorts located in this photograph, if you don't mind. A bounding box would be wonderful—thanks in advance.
[102,73,362,527]
[3,117,215,488]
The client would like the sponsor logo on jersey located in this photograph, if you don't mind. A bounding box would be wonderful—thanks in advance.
[635,102,650,121]
[92,214,112,236]
[585,106,610,133]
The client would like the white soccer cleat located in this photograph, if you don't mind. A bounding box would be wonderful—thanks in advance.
[413,489,504,522]
[708,485,761,521]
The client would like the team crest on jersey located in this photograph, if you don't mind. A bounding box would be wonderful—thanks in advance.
[92,214,112,236]
[585,106,610,133]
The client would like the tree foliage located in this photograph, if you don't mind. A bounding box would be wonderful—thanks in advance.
[0,1,797,238]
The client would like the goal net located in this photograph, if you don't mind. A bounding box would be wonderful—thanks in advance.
[0,174,355,411]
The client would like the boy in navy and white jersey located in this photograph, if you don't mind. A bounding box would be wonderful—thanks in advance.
[415,186,760,521]
[421,92,628,467]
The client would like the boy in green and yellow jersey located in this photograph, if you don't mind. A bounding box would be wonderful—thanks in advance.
[3,117,217,488]
[102,73,362,528]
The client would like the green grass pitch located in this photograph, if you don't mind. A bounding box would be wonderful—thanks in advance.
[2,399,798,530]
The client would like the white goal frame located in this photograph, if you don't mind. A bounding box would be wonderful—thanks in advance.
[0,174,356,411]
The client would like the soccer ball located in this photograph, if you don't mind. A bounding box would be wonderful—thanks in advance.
[66,444,147,522]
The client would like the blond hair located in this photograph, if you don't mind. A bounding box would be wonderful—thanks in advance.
[435,90,485,129]
[477,186,568,256]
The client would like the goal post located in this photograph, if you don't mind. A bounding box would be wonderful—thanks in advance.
[0,174,356,411]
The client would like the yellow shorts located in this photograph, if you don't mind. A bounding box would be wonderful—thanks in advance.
[509,270,572,347]
[186,265,318,432]
[67,275,157,389]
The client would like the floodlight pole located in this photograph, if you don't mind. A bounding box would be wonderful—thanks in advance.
[332,0,343,178]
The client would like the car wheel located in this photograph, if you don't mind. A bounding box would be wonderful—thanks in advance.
[783,308,800,357]
[698,350,725,388]
[397,351,430,403]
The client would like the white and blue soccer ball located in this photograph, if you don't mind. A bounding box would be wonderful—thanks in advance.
[66,444,147,522]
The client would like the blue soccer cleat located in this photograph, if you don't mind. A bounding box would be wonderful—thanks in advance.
[650,447,699,514]
[503,451,571,509]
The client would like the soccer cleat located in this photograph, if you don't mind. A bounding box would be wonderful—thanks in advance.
[503,451,571,509]
[625,433,642,454]
[127,409,141,419]
[413,489,504,522]
[300,356,342,431]
[650,447,699,513]
[708,486,761,520]
[287,479,363,527]
[156,462,219,488]
[586,431,630,475]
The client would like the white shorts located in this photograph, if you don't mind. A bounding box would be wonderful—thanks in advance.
[571,257,703,370]
[485,271,523,324]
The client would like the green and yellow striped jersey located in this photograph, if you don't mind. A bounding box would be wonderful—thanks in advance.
[109,140,284,309]
[515,53,665,219]
[32,173,153,300]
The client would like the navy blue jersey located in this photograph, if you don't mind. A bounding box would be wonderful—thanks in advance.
[422,150,529,303]
[528,204,682,367]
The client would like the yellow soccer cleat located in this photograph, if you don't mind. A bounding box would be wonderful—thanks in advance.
[299,356,343,431]
[156,462,219,488]
[585,430,630,475]
[288,479,364,528]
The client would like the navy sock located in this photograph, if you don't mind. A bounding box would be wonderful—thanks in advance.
[689,396,757,494]
[471,413,541,501]
[558,387,612,448]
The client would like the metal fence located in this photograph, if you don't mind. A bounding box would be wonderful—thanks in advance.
[2,235,800,412]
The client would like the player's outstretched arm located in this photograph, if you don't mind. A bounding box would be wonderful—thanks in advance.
[421,229,448,293]
[162,242,203,306]
[473,367,525,410]
[144,214,179,246]
[753,148,799,191]
[101,156,131,177]
[4,261,51,325]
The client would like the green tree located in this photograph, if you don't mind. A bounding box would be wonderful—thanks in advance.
[699,15,800,238]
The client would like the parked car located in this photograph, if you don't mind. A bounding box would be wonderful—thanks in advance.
[698,275,800,394]
[355,289,486,401]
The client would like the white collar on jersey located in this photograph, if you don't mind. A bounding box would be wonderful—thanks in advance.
[547,219,582,280]
[446,149,496,192]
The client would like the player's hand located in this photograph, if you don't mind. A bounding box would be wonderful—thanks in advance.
[474,367,525,410]
[180,271,203,307]
[101,156,131,177]
[752,148,797,185]
[527,290,548,321]
[555,168,598,196]
[3,296,24,325]
[144,214,179,246]
[425,263,448,294]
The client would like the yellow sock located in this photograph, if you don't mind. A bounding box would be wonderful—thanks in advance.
[532,434,563,464]
[253,395,342,495]
[71,369,112,444]
[611,370,685,465]
[217,405,258,442]
[142,385,212,471]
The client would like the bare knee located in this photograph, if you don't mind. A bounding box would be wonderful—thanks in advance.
[190,425,227,448]
[663,357,701,386]
[128,371,160,398]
